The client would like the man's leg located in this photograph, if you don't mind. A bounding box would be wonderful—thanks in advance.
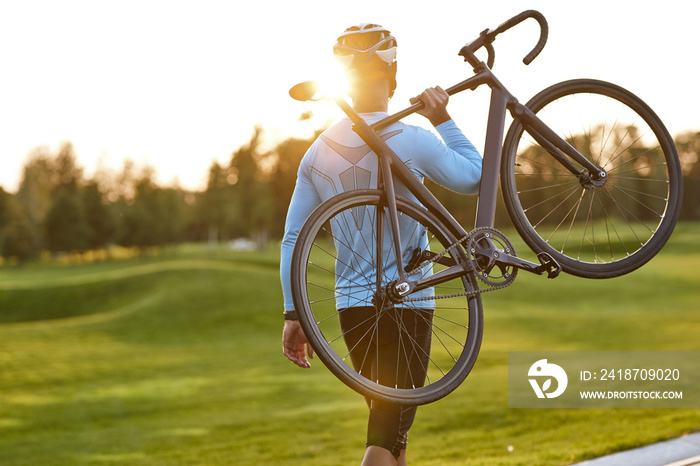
[365,399,414,459]
[397,448,407,466]
[340,306,433,464]
[361,446,398,466]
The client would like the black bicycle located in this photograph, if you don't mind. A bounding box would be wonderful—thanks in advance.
[288,11,682,406]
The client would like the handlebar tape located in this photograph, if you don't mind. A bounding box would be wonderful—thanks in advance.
[492,10,549,65]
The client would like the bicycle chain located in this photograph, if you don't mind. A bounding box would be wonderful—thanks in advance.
[401,228,515,302]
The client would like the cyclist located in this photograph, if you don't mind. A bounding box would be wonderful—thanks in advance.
[280,23,482,466]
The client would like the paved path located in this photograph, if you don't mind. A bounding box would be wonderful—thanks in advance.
[574,432,700,466]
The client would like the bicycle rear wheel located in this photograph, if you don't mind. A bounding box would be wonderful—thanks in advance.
[291,190,483,406]
[501,79,682,278]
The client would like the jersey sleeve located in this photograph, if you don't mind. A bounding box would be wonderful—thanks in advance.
[279,155,322,312]
[413,119,482,195]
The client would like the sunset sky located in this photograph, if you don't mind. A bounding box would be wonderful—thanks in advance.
[1,0,697,193]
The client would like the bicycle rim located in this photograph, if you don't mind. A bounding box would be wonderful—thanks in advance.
[291,190,483,405]
[502,79,682,278]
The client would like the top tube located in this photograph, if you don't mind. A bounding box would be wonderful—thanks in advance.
[371,72,491,131]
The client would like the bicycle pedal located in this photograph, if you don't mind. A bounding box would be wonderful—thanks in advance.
[536,252,561,279]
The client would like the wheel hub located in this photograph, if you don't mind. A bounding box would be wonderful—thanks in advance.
[579,169,608,190]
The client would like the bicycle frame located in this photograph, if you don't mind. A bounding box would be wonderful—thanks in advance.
[331,62,580,297]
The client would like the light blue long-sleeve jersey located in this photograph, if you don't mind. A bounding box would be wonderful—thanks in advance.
[280,112,482,311]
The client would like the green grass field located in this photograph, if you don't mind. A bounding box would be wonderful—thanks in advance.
[1,224,699,465]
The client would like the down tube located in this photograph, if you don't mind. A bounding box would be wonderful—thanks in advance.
[475,88,508,228]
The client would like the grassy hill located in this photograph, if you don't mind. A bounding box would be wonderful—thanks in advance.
[1,225,699,465]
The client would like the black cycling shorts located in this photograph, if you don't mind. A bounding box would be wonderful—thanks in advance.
[338,306,433,459]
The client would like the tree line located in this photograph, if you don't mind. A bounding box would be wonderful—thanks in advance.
[0,122,698,264]
[0,123,321,263]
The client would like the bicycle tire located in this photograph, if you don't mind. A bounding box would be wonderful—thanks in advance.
[501,79,682,278]
[291,190,483,406]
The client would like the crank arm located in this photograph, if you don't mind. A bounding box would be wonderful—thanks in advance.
[474,249,561,279]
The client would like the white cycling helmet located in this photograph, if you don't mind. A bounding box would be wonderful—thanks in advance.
[333,23,397,70]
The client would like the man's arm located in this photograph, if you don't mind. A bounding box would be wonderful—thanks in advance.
[280,158,320,368]
[280,163,321,311]
[410,86,483,195]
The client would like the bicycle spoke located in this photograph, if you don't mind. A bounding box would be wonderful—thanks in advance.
[522,182,580,214]
[607,183,664,223]
[531,185,582,231]
[578,189,596,261]
[600,186,647,245]
[605,145,662,173]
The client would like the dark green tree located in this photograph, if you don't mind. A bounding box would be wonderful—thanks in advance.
[157,187,186,247]
[43,143,91,255]
[202,161,237,243]
[229,127,274,245]
[82,181,116,251]
[1,201,41,263]
[115,166,184,253]
[51,142,83,195]
[118,202,151,251]
[15,147,54,255]
[0,187,10,233]
[117,168,160,252]
[676,130,700,220]
[45,192,90,254]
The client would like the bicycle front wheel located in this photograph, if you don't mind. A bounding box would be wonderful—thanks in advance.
[501,79,682,278]
[291,190,483,406]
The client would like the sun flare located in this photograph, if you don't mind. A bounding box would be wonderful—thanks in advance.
[315,62,351,100]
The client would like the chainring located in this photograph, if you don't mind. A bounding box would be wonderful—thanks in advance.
[465,227,518,287]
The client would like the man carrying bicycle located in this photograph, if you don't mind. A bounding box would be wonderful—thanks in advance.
[280,23,482,466]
